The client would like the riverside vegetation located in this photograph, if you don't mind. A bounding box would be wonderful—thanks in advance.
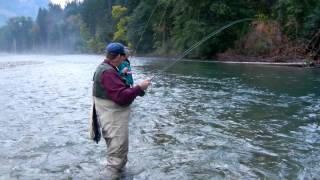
[0,0,319,64]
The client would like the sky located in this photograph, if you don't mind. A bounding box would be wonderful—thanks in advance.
[50,0,70,7]
[50,0,82,7]
[0,0,83,26]
[0,0,48,26]
[50,0,66,5]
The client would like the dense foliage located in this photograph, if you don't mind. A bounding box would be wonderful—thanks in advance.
[0,0,319,58]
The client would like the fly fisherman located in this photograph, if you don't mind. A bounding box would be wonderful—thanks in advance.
[90,42,151,178]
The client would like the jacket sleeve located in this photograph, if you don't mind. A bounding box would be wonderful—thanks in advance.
[101,70,143,106]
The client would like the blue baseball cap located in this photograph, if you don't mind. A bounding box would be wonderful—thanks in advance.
[105,42,125,55]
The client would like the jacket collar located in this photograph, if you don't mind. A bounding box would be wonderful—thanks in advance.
[103,59,119,71]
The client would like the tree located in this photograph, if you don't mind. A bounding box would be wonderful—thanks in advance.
[112,5,131,45]
[36,8,49,48]
[1,0,320,58]
[2,17,34,52]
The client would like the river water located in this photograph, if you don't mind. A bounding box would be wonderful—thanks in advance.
[0,55,319,179]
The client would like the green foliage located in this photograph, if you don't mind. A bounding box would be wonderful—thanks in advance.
[112,5,131,43]
[276,0,320,39]
[0,2,84,53]
[0,16,34,52]
[113,17,131,41]
[112,5,128,19]
[126,0,157,53]
[0,0,319,57]
[87,37,105,53]
[80,23,91,42]
[304,6,320,37]
[210,3,232,18]
[255,14,270,21]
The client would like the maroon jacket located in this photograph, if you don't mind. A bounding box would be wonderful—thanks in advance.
[100,61,144,106]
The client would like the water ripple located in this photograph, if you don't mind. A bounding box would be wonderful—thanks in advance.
[0,55,319,179]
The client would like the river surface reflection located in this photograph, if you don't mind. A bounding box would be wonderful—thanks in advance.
[0,55,319,179]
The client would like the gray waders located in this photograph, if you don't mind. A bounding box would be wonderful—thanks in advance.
[93,97,131,176]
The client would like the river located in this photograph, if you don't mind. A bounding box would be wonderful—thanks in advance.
[0,55,319,179]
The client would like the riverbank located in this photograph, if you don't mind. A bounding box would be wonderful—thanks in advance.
[136,53,313,68]
[0,53,317,68]
[213,60,305,67]
[214,49,318,68]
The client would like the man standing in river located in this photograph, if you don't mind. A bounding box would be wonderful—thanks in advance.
[92,42,150,178]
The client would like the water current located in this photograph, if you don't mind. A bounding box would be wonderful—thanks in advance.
[0,55,319,179]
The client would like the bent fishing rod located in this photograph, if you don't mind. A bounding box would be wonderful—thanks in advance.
[150,18,253,80]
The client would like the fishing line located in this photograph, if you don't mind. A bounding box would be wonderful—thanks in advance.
[96,2,164,177]
[151,18,253,79]
[157,2,170,32]
[131,1,162,57]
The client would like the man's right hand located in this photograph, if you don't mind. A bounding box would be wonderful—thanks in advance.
[138,79,151,90]
[121,67,129,74]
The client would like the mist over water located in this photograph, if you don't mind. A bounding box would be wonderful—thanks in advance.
[0,55,319,179]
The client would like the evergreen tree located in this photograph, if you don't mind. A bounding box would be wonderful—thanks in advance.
[0,0,319,57]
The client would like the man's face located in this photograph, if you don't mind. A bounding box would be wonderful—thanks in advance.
[115,54,126,66]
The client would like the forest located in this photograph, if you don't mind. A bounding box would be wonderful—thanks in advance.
[0,0,319,61]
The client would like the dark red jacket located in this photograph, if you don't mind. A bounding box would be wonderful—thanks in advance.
[100,60,144,106]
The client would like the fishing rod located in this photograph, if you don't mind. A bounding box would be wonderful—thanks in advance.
[150,18,253,80]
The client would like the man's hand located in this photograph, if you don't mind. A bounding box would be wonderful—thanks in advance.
[121,67,132,75]
[138,79,151,90]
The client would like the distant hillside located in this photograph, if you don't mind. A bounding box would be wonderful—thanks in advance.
[0,0,49,26]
